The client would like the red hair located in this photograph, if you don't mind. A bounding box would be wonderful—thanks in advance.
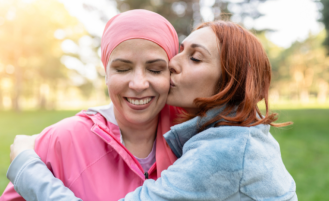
[179,20,291,131]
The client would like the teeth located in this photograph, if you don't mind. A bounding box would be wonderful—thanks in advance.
[127,98,152,105]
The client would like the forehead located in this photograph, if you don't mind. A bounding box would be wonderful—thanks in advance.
[113,39,165,53]
[110,39,168,60]
[182,27,217,49]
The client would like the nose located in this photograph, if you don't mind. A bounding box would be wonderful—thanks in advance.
[169,55,181,75]
[129,70,149,92]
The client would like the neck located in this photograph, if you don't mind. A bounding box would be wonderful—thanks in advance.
[114,107,158,158]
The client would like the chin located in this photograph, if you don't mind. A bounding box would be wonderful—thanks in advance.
[125,111,157,124]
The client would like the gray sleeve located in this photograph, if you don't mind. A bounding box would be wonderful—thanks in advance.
[7,149,82,201]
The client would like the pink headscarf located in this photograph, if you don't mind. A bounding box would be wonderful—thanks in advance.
[101,9,179,70]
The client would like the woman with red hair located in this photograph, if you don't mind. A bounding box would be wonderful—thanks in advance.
[5,20,297,200]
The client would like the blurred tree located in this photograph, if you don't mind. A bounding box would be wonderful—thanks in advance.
[0,0,86,111]
[114,0,200,41]
[270,31,329,103]
[112,0,269,41]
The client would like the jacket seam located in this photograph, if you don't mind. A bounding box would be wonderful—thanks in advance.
[67,150,112,188]
[238,128,250,189]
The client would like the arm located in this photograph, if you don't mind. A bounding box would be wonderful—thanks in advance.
[120,126,298,201]
[8,140,227,201]
[7,150,82,201]
[120,127,247,201]
[1,125,66,201]
[7,127,245,201]
[7,126,297,201]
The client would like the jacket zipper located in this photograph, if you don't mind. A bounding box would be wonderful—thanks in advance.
[144,172,149,179]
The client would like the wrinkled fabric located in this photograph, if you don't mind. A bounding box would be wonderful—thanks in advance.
[1,103,177,201]
[101,9,179,69]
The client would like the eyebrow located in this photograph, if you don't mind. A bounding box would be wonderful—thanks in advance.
[112,58,133,63]
[111,58,166,64]
[146,59,167,64]
[181,43,211,55]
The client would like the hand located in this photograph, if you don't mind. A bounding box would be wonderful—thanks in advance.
[10,134,39,163]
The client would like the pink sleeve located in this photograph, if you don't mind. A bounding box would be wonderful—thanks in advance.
[0,127,53,201]
[0,183,24,201]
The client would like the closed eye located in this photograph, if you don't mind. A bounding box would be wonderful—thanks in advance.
[116,69,130,73]
[190,57,201,62]
[149,69,161,74]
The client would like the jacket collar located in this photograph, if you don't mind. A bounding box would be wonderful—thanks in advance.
[164,105,230,158]
[88,102,118,126]
[77,102,121,142]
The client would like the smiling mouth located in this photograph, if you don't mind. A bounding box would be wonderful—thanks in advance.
[125,97,153,105]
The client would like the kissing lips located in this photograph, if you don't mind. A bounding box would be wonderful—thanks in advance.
[170,79,176,87]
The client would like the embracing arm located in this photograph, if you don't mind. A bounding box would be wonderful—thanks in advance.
[7,127,246,201]
[7,141,226,201]
[120,126,298,201]
[1,121,81,201]
[6,149,82,201]
[6,128,242,201]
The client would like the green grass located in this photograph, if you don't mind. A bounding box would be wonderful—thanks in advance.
[270,109,329,200]
[0,109,329,200]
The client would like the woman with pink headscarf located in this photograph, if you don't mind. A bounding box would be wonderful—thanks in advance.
[1,9,179,201]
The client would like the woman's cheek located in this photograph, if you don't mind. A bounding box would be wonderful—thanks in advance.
[149,73,170,94]
[157,77,170,95]
[107,75,124,99]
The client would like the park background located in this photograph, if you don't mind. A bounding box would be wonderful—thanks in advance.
[0,0,328,200]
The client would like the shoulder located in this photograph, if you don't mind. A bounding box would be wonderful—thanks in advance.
[185,125,251,151]
[182,126,251,171]
[35,114,96,153]
[241,124,296,200]
[245,124,280,157]
[42,114,93,137]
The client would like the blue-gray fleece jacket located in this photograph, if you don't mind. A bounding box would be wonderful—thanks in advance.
[6,108,297,201]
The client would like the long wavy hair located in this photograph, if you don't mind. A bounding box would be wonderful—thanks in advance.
[178,20,291,131]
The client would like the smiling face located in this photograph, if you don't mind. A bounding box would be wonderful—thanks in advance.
[106,39,170,125]
[167,27,221,113]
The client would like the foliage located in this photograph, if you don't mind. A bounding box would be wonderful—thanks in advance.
[111,0,269,41]
[114,0,198,40]
[320,0,329,54]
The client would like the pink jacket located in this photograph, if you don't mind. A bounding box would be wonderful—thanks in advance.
[1,104,177,201]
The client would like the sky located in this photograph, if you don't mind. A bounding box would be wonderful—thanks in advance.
[58,0,323,48]
[252,0,323,48]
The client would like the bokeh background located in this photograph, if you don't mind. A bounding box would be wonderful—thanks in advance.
[0,0,328,200]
